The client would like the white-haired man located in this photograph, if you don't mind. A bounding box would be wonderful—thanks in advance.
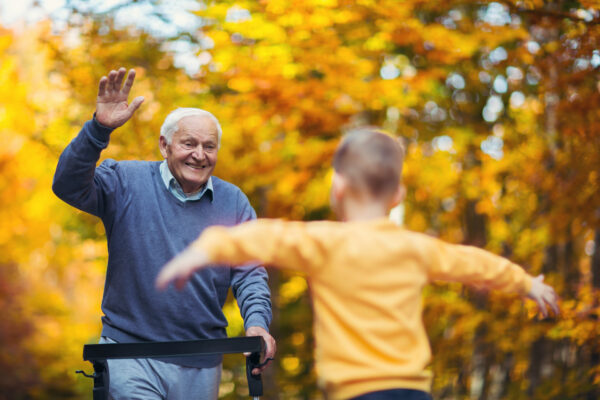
[53,68,275,400]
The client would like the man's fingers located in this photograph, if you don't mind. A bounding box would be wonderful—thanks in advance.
[265,338,276,360]
[244,327,276,375]
[98,76,108,97]
[251,357,273,375]
[122,69,136,95]
[114,67,127,92]
[107,70,118,92]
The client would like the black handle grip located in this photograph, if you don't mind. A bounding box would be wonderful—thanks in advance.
[92,360,109,400]
[246,351,263,397]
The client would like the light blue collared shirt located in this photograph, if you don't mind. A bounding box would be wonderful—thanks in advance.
[159,161,214,202]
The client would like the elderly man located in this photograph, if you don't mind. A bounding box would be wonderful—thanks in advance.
[53,68,275,400]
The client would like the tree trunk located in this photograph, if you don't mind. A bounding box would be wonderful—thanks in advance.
[592,229,600,290]
[463,194,491,399]
[588,228,600,399]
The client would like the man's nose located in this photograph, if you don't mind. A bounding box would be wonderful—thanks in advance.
[191,145,206,160]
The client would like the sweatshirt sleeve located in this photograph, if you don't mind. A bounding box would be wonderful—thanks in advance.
[423,236,533,296]
[192,219,328,275]
[52,118,119,219]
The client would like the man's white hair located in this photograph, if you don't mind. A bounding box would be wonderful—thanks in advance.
[160,108,223,147]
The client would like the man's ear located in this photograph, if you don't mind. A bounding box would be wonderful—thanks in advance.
[159,136,168,159]
[389,184,406,208]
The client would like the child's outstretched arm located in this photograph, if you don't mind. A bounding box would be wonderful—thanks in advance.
[156,219,327,290]
[425,237,560,317]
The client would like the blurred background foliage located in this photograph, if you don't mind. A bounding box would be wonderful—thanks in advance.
[1,0,599,398]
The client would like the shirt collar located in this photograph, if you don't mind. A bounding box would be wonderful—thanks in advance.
[159,160,214,203]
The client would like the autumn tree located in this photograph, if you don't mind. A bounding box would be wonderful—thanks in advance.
[1,0,599,398]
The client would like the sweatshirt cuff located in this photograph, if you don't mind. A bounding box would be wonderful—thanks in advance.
[90,113,115,142]
[243,314,270,332]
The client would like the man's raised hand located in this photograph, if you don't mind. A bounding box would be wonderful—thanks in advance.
[96,67,145,129]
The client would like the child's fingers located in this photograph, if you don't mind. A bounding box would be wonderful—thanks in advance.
[175,275,188,290]
[544,288,560,315]
[551,297,560,315]
[156,248,209,291]
[156,259,187,290]
[536,296,548,317]
[155,269,170,290]
[155,263,175,289]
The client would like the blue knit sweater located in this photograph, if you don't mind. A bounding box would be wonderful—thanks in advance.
[52,118,272,367]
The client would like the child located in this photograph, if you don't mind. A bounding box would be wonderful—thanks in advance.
[156,128,559,400]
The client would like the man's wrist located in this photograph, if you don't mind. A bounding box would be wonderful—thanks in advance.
[89,113,115,143]
[244,319,269,332]
[93,113,115,130]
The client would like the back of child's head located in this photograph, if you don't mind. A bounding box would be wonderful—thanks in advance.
[333,127,405,201]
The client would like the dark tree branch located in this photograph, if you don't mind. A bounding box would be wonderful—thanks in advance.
[499,1,600,26]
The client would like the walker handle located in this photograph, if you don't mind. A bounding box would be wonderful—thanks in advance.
[246,351,263,397]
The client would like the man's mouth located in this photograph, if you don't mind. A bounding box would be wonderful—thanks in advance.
[185,163,207,170]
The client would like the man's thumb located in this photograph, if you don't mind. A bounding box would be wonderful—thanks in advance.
[129,96,145,113]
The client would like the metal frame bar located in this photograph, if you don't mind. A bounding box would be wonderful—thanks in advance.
[79,337,265,399]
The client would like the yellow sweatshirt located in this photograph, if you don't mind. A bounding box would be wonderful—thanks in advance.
[191,218,533,400]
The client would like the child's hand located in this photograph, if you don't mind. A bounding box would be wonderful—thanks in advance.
[527,274,560,317]
[156,247,211,291]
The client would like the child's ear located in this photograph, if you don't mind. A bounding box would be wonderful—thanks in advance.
[331,172,347,201]
[389,184,406,208]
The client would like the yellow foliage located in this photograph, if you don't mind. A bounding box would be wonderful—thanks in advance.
[2,0,600,397]
[279,276,308,306]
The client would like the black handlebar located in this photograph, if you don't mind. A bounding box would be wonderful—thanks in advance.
[79,337,266,399]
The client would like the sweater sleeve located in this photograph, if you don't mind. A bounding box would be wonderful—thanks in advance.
[193,219,328,275]
[423,236,533,296]
[52,118,119,219]
[228,192,273,331]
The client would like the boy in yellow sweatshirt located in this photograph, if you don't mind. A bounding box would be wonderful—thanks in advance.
[156,128,559,400]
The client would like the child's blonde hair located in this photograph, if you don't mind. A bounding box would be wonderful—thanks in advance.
[333,127,405,200]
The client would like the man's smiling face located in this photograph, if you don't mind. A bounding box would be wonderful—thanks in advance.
[159,115,219,194]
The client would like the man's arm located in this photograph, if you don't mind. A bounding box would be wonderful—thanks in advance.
[230,193,275,374]
[424,236,559,317]
[52,68,144,216]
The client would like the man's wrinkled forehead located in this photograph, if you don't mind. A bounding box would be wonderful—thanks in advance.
[176,115,219,136]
